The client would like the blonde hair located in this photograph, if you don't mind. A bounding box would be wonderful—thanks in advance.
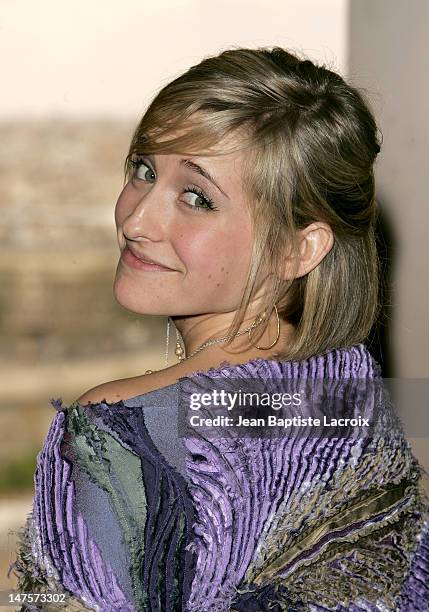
[124,47,382,362]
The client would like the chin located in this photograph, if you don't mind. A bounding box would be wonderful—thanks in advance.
[112,276,172,316]
[113,277,149,314]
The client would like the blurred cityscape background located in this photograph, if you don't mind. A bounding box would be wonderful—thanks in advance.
[1,0,428,597]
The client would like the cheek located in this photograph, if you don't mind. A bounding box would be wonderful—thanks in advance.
[176,222,253,289]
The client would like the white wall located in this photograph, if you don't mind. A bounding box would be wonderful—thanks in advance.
[348,0,429,377]
[1,0,348,118]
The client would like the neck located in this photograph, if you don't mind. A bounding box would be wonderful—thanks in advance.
[171,308,295,363]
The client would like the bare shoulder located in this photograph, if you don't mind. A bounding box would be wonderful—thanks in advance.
[75,369,183,407]
[75,353,238,407]
[75,380,133,407]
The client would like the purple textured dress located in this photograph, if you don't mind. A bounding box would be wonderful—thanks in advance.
[11,343,429,611]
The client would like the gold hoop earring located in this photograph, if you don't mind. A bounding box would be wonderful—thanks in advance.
[248,304,280,350]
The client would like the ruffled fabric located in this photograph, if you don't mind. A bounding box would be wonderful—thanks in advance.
[10,343,429,611]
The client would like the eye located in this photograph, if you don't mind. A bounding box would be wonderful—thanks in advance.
[129,158,155,183]
[182,185,218,212]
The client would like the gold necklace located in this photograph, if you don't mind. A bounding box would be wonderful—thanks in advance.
[144,306,280,375]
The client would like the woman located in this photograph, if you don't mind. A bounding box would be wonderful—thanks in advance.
[11,47,429,611]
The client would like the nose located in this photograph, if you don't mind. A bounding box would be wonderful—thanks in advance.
[122,184,169,243]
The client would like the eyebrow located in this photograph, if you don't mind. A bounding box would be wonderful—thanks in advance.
[180,158,230,199]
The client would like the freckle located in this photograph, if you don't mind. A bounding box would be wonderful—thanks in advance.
[208,274,212,279]
[216,283,220,287]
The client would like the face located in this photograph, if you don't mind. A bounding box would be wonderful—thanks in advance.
[113,134,260,318]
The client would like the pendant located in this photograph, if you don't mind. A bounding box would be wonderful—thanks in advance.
[175,341,186,361]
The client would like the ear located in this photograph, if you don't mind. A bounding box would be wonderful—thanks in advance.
[281,222,334,280]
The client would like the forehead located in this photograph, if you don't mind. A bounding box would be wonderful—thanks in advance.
[138,116,254,198]
[171,147,244,176]
[156,133,247,189]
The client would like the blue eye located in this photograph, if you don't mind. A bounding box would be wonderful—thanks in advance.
[129,158,155,183]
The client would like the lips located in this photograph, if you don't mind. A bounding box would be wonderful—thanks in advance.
[125,245,174,270]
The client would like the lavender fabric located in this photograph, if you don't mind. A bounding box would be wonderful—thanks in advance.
[11,343,429,611]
